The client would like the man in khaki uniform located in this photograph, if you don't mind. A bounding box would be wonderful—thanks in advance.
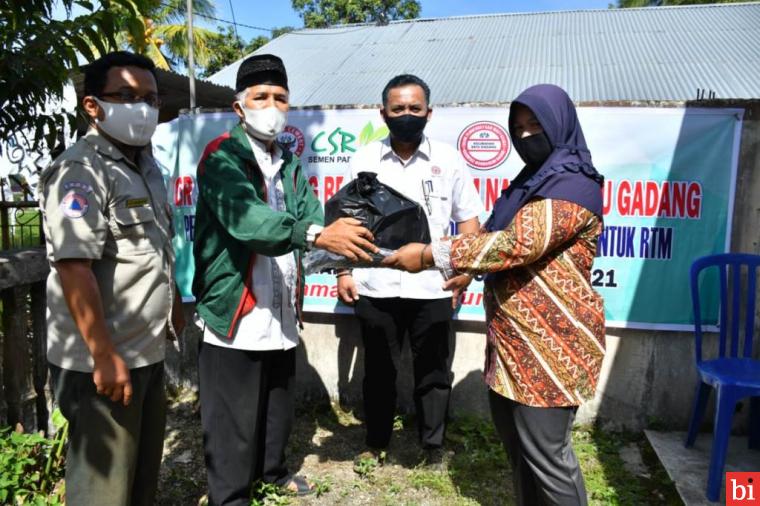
[39,51,182,505]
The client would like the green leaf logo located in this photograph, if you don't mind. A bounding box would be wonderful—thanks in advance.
[359,122,374,146]
[358,121,389,146]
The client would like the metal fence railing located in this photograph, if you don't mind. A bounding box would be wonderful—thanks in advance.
[0,176,43,250]
[0,200,43,250]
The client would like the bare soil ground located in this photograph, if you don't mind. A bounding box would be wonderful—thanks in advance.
[156,391,680,506]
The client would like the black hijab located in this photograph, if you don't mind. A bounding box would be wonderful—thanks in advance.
[485,84,604,233]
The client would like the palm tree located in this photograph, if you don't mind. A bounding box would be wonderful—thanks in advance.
[119,0,220,71]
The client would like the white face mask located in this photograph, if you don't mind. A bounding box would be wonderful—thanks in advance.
[237,102,287,141]
[93,97,159,147]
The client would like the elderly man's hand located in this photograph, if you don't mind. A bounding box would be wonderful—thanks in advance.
[315,218,378,263]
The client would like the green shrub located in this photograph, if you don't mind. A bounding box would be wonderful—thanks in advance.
[0,409,68,505]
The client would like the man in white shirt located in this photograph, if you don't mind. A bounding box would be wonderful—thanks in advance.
[193,54,376,505]
[336,75,484,462]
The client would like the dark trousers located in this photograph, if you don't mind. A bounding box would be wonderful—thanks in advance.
[198,342,295,506]
[489,390,588,506]
[355,296,454,449]
[49,362,166,506]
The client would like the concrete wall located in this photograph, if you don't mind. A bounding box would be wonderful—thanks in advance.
[166,100,760,432]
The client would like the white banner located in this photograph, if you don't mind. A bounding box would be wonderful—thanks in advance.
[153,106,741,329]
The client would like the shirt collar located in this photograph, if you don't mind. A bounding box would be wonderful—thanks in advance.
[245,130,282,164]
[243,129,283,180]
[380,134,431,163]
[83,128,151,170]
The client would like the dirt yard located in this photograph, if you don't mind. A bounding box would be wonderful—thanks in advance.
[156,390,680,506]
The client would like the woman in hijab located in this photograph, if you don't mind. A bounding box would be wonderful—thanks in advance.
[383,84,605,506]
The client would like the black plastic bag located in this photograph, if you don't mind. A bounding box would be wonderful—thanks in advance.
[304,172,431,273]
[325,171,431,249]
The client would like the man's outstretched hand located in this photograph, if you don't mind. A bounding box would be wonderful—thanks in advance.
[315,217,378,262]
[381,243,428,273]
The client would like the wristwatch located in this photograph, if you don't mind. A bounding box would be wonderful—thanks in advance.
[306,224,324,250]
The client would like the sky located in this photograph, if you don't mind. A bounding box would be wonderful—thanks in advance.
[52,1,615,41]
[200,0,613,38]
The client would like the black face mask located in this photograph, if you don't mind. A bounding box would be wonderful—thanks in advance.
[384,114,427,143]
[515,132,553,169]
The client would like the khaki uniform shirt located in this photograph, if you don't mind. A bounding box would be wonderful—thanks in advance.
[39,130,175,372]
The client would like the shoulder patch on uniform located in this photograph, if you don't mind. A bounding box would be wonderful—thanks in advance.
[60,191,89,219]
[62,181,93,193]
[126,197,149,208]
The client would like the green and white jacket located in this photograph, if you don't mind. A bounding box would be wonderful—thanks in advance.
[192,124,323,338]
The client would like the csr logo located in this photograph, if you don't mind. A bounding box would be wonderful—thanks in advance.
[727,472,760,505]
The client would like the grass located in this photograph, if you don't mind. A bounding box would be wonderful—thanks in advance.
[311,476,332,498]
[250,482,292,506]
[154,396,681,505]
[573,426,682,506]
[447,415,511,504]
[353,454,380,481]
[408,468,457,496]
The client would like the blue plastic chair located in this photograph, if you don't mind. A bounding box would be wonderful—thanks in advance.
[685,253,760,502]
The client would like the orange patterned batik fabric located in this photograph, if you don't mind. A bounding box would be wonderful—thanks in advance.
[449,198,605,407]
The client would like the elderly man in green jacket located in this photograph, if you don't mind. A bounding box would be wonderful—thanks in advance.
[193,54,375,505]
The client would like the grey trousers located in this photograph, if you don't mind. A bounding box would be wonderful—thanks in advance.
[50,362,167,506]
[489,390,588,506]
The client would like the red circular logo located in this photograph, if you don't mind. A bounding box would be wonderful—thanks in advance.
[457,121,511,170]
[277,125,305,156]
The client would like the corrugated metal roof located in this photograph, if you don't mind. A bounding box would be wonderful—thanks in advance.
[208,3,760,105]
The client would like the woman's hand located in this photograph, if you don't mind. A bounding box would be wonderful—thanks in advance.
[443,273,473,309]
[382,243,429,273]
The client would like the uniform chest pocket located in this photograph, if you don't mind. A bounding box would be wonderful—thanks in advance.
[110,206,156,252]
[427,191,453,230]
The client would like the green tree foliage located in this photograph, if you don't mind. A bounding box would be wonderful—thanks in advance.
[245,35,271,55]
[292,0,420,28]
[115,0,219,70]
[200,26,244,78]
[272,26,296,38]
[0,0,144,149]
[616,0,746,6]
[200,26,296,79]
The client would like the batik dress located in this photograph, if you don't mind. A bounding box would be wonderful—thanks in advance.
[433,197,605,407]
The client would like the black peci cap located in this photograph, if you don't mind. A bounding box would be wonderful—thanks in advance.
[235,54,288,93]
